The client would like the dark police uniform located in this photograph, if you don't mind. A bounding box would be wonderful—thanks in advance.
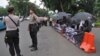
[4,14,22,56]
[28,13,38,50]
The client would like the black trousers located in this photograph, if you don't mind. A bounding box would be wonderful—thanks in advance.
[49,21,52,26]
[37,22,41,31]
[44,20,47,26]
[29,24,38,48]
[6,30,21,56]
[29,31,37,48]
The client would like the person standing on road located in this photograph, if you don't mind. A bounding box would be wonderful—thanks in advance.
[49,18,53,26]
[4,6,22,56]
[44,16,48,26]
[28,9,38,51]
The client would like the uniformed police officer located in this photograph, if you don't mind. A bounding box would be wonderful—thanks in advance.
[4,6,22,56]
[28,9,38,51]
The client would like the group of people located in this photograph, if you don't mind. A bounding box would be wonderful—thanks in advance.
[3,6,94,56]
[53,16,93,45]
[4,6,41,56]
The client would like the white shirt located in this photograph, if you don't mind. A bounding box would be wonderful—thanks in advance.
[38,17,44,22]
[50,18,53,21]
[44,17,48,21]
[4,14,19,31]
[28,13,38,24]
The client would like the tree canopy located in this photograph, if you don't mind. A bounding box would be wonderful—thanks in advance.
[8,0,48,16]
[42,0,73,12]
[28,2,48,16]
[0,7,7,16]
[42,0,96,14]
[8,0,29,16]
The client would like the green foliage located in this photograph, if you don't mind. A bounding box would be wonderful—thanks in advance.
[0,7,7,16]
[8,0,48,16]
[9,0,29,16]
[95,21,100,27]
[42,0,73,12]
[42,0,96,15]
[94,0,100,17]
[28,2,48,16]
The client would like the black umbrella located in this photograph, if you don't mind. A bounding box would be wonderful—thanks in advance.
[71,12,96,24]
[52,12,72,20]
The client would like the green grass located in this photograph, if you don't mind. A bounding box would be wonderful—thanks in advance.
[95,22,100,27]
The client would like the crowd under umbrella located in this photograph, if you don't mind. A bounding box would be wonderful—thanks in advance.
[70,12,96,25]
[52,12,72,20]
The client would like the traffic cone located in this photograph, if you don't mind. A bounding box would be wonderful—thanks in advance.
[84,32,96,53]
[80,32,96,53]
[80,32,88,50]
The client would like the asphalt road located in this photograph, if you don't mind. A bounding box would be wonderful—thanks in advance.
[0,21,100,56]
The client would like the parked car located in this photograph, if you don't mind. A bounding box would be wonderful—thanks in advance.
[0,17,6,30]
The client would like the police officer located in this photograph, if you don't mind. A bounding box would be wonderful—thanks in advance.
[4,7,22,56]
[28,9,38,51]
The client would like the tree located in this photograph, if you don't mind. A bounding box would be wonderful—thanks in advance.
[77,0,95,14]
[42,0,96,15]
[28,2,48,16]
[42,0,73,12]
[0,7,7,16]
[94,0,100,17]
[8,0,48,16]
[8,0,29,16]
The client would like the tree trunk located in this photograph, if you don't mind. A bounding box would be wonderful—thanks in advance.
[60,0,64,12]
